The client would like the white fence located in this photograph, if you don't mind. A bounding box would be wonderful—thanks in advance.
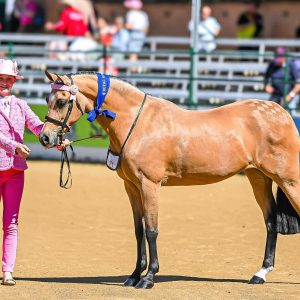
[1,33,300,106]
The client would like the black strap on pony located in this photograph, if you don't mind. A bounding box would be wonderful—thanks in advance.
[59,134,103,189]
[60,145,74,189]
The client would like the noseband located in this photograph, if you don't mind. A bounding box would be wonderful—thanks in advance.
[45,75,84,142]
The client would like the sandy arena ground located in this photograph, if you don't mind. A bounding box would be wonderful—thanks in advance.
[1,161,300,300]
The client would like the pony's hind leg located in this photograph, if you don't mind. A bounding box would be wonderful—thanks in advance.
[245,167,277,284]
[278,180,300,217]
[135,176,160,289]
[123,180,147,287]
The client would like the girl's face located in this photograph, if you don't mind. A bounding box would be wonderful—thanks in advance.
[0,75,16,97]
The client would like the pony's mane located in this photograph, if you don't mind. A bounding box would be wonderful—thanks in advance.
[68,71,140,95]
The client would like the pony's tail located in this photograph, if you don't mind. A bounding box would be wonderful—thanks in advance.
[276,187,300,234]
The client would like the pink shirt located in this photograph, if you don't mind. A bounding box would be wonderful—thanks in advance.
[0,96,44,171]
[0,95,12,117]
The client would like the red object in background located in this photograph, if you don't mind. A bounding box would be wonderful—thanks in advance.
[100,33,113,47]
[55,6,88,36]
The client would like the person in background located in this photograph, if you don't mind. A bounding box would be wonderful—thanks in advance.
[0,0,5,31]
[45,0,88,37]
[237,1,263,39]
[44,0,89,60]
[236,1,263,52]
[97,16,114,47]
[108,16,130,75]
[4,0,19,32]
[188,5,221,53]
[264,47,300,112]
[75,0,98,38]
[124,0,149,70]
[15,0,37,32]
[0,59,43,286]
[111,16,130,54]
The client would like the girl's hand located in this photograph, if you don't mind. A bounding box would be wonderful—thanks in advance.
[56,139,71,151]
[16,144,31,158]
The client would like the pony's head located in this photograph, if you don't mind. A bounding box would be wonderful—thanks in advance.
[39,71,86,148]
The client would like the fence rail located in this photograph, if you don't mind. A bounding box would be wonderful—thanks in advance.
[1,33,300,107]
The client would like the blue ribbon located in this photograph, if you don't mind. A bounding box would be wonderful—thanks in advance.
[86,73,116,122]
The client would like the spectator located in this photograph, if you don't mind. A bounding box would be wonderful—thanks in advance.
[108,16,131,75]
[97,16,114,47]
[45,0,88,36]
[237,1,263,39]
[15,0,38,32]
[0,0,5,31]
[75,0,98,37]
[124,0,149,70]
[264,47,300,112]
[111,16,130,54]
[45,0,89,60]
[188,5,221,53]
[5,0,19,32]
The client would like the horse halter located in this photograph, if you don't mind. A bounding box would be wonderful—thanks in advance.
[45,75,84,143]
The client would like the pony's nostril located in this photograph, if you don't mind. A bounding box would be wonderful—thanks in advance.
[40,134,49,146]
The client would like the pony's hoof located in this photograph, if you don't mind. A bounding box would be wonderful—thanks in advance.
[248,275,265,284]
[135,278,154,289]
[123,277,140,287]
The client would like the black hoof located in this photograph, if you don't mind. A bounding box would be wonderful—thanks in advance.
[248,275,265,284]
[135,278,154,289]
[123,276,140,287]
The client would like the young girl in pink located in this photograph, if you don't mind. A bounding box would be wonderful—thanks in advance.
[0,59,44,285]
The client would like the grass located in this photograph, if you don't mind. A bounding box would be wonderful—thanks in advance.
[24,105,109,148]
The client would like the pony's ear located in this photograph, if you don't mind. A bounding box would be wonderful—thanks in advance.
[56,74,67,84]
[45,70,57,82]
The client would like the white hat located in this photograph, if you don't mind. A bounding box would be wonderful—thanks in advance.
[124,0,143,10]
[61,0,76,7]
[0,59,23,79]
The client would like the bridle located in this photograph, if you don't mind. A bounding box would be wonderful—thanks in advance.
[45,74,85,189]
[45,74,84,144]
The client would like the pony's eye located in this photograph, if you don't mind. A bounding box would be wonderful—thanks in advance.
[57,99,67,108]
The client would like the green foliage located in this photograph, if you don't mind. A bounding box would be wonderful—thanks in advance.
[24,105,109,148]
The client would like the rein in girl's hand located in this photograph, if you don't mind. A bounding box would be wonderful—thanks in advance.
[56,139,71,151]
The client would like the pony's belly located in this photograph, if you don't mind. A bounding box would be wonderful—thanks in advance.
[162,172,236,186]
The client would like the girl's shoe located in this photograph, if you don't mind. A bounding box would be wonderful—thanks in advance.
[2,278,16,286]
[2,273,16,286]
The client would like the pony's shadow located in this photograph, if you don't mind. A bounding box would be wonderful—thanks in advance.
[15,275,300,286]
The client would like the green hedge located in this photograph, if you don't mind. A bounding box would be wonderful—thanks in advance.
[24,105,109,148]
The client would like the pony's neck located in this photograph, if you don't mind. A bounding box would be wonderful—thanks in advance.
[76,75,146,152]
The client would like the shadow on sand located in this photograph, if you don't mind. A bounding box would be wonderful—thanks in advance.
[16,275,299,286]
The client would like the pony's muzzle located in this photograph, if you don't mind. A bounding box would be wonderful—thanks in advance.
[39,132,58,148]
[39,133,50,147]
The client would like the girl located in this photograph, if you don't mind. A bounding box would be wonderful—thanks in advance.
[0,59,43,285]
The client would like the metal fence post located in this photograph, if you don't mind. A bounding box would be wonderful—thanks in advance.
[188,0,201,109]
[283,49,290,112]
[8,42,14,59]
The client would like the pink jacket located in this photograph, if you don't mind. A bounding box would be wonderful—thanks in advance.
[0,96,43,171]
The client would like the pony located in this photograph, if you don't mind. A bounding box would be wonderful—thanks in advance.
[39,71,300,289]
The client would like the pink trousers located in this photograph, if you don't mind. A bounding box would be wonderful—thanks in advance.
[0,169,24,272]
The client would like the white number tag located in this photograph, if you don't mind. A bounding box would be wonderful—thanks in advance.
[106,149,121,170]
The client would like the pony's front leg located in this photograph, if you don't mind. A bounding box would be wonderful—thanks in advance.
[123,181,147,287]
[135,178,160,289]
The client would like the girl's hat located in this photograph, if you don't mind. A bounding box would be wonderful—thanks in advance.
[124,0,143,10]
[0,59,23,79]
